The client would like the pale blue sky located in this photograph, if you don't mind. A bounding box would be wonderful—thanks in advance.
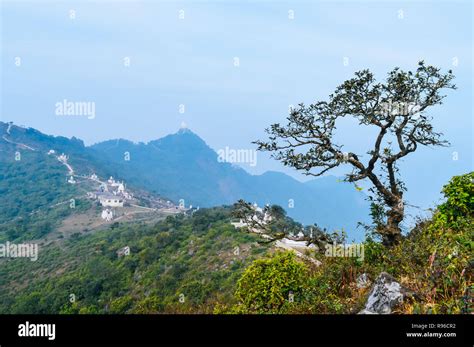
[1,0,472,214]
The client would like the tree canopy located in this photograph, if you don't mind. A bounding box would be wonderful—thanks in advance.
[255,61,456,246]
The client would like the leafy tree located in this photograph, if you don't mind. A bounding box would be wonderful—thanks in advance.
[255,62,456,246]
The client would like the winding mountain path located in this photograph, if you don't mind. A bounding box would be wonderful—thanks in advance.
[2,125,37,151]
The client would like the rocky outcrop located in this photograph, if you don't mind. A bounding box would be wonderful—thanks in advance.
[359,272,414,314]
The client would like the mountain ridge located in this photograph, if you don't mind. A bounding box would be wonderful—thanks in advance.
[1,121,370,240]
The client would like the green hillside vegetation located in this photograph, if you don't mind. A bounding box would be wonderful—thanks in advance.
[0,173,470,314]
[1,61,470,315]
[0,122,115,178]
[222,172,473,314]
[0,150,91,241]
[0,207,269,314]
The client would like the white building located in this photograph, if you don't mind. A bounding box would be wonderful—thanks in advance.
[253,203,263,213]
[98,193,124,207]
[67,176,76,184]
[117,246,130,257]
[47,149,55,155]
[231,204,272,229]
[101,209,114,221]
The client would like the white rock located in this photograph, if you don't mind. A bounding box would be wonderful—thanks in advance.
[359,272,413,314]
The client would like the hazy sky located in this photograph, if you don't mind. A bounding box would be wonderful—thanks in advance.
[1,0,472,213]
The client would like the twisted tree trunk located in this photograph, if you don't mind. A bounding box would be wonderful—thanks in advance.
[382,197,404,246]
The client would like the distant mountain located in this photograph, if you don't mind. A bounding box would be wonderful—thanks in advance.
[1,122,370,240]
[91,128,370,240]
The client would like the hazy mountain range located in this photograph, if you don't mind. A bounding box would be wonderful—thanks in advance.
[1,122,370,240]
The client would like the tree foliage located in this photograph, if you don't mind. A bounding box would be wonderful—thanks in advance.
[255,62,456,246]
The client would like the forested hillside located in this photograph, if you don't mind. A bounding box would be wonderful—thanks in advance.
[0,207,269,313]
[0,170,471,314]
[0,149,91,241]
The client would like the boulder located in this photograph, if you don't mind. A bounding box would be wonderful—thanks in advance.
[359,272,414,314]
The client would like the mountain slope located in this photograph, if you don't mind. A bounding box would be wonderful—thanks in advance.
[0,122,180,241]
[91,128,370,239]
[90,129,253,206]
[0,123,95,240]
[1,121,370,240]
[0,207,270,314]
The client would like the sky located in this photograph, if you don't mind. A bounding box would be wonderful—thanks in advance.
[1,0,473,214]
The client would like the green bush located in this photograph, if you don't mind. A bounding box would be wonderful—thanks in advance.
[436,172,474,227]
[234,251,308,313]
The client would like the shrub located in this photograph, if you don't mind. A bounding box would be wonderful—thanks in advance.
[436,172,474,228]
[234,251,308,313]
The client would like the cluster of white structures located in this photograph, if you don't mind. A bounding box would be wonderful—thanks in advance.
[87,176,132,209]
[48,151,76,183]
[49,149,178,225]
[84,176,135,221]
[45,149,179,261]
[230,203,272,229]
[231,203,317,257]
